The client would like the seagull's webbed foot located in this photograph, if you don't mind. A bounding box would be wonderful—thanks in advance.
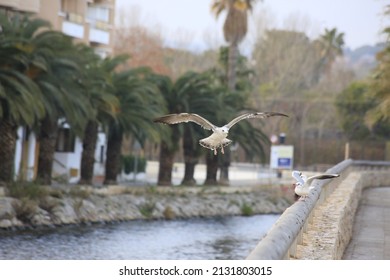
[221,145,225,154]
[214,149,217,155]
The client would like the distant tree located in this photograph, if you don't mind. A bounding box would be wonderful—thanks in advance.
[315,27,345,75]
[211,0,257,90]
[336,82,390,140]
[366,5,390,125]
[114,25,170,75]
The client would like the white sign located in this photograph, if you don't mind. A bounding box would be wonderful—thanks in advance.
[270,145,294,169]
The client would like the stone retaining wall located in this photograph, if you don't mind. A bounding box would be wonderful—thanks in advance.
[295,171,390,259]
[0,185,293,230]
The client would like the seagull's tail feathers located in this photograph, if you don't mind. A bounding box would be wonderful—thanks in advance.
[199,138,232,151]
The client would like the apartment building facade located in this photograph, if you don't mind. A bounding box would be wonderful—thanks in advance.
[0,0,116,57]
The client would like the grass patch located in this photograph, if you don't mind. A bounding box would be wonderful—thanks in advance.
[241,202,254,216]
[138,201,156,218]
[8,181,49,200]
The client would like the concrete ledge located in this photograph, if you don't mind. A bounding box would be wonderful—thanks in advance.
[295,170,390,259]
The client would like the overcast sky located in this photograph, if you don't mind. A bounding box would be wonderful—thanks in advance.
[116,0,390,51]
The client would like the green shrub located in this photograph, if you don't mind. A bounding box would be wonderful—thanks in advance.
[241,202,254,216]
[121,154,147,174]
[138,201,155,218]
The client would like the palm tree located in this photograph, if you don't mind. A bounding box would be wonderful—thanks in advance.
[0,13,93,185]
[31,34,93,185]
[78,51,120,185]
[0,14,46,185]
[103,67,163,185]
[211,0,256,90]
[152,71,215,186]
[208,46,256,184]
[179,72,215,185]
[316,27,345,75]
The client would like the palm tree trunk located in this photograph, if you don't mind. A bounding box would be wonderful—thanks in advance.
[218,148,231,186]
[104,129,122,185]
[181,126,198,186]
[79,120,98,185]
[218,43,239,185]
[227,42,239,91]
[37,116,58,185]
[0,120,17,186]
[204,152,219,185]
[157,141,175,186]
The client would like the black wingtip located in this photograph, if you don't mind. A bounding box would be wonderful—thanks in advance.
[267,112,289,118]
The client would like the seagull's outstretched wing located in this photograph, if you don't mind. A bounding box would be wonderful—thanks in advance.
[154,113,216,130]
[306,174,340,186]
[292,170,305,185]
[225,112,289,129]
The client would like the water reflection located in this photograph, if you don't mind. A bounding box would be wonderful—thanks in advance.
[0,214,279,260]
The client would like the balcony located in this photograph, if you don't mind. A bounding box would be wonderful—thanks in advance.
[88,20,110,45]
[61,13,84,39]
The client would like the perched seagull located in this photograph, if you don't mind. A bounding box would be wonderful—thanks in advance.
[154,112,288,155]
[292,170,340,199]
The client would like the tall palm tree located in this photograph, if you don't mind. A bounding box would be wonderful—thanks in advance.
[103,67,163,185]
[152,73,191,186]
[316,27,345,75]
[0,14,46,185]
[78,50,120,185]
[208,46,256,184]
[153,71,219,186]
[211,0,256,90]
[31,34,92,185]
[178,72,215,185]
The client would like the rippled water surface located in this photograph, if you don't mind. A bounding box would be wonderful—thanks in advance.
[0,214,279,260]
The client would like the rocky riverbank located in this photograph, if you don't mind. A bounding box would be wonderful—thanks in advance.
[0,184,293,230]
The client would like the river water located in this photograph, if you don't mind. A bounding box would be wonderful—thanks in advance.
[0,214,279,260]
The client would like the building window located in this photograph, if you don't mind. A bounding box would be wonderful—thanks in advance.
[87,5,109,22]
[56,128,75,152]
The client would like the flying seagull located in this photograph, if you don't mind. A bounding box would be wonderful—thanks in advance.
[154,112,288,155]
[292,170,340,199]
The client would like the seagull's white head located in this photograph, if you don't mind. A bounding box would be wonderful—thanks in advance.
[219,126,229,135]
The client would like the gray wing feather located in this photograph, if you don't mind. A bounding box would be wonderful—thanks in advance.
[225,112,288,129]
[306,174,340,185]
[154,113,216,130]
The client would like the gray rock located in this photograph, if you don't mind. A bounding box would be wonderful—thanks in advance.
[0,219,12,228]
[77,199,98,222]
[0,197,17,220]
[51,198,77,224]
[30,207,52,225]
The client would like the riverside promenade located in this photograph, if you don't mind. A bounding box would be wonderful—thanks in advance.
[245,160,390,260]
[342,186,390,259]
